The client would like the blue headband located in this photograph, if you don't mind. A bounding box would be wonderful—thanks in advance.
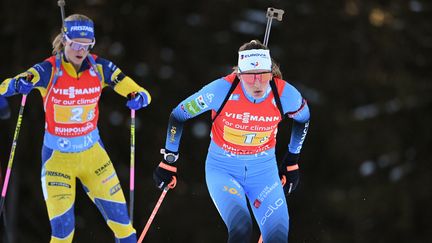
[64,20,95,39]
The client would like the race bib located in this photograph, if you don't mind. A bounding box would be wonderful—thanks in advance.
[54,104,96,124]
[223,126,271,146]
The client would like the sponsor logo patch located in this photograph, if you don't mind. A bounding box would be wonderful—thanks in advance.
[57,138,71,149]
[109,183,121,195]
[169,126,177,143]
[95,160,112,176]
[260,198,284,226]
[206,93,214,103]
[240,53,268,59]
[44,171,71,180]
[184,100,201,115]
[48,182,71,188]
[225,112,280,123]
[102,172,116,184]
[196,95,208,109]
[254,199,262,208]
[53,193,72,200]
[53,86,101,99]
[223,186,242,199]
[70,26,94,33]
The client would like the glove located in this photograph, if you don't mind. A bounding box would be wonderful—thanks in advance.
[278,151,300,195]
[153,149,179,190]
[126,91,150,110]
[14,75,34,95]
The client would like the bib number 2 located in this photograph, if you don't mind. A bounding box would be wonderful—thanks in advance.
[71,107,83,122]
[54,104,96,124]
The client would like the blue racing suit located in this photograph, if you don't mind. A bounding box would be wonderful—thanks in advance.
[165,73,310,242]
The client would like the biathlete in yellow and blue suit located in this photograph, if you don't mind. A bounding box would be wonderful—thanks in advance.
[153,40,310,243]
[0,14,150,243]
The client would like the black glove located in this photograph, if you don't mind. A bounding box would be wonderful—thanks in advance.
[153,149,178,190]
[278,152,300,195]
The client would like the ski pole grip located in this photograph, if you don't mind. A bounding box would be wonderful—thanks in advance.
[266,7,285,21]
[263,7,285,46]
[57,0,65,7]
[57,0,66,30]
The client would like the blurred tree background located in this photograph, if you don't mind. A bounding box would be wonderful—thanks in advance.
[0,0,431,242]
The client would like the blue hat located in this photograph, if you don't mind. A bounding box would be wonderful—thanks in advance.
[64,20,95,39]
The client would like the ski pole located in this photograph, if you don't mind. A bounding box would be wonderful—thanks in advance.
[0,95,27,217]
[57,0,66,29]
[129,93,136,224]
[0,157,10,243]
[258,8,285,242]
[263,7,285,46]
[137,187,169,243]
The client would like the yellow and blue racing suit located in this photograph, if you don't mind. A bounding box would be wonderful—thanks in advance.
[0,53,150,242]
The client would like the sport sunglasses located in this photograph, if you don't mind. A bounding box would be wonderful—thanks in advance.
[64,35,95,51]
[239,72,273,84]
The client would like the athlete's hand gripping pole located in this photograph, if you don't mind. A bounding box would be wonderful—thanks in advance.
[137,187,170,243]
[129,93,136,224]
[0,95,28,217]
[263,7,285,46]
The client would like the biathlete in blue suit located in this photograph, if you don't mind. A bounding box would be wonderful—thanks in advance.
[153,40,311,242]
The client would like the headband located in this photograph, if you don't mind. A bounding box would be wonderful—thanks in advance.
[238,49,272,72]
[64,20,95,39]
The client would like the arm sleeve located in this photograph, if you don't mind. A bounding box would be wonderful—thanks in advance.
[96,57,151,100]
[280,82,311,154]
[0,61,53,97]
[164,77,231,152]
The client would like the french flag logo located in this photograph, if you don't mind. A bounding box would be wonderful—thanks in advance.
[251,62,259,68]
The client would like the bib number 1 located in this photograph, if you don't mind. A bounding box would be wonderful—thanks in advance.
[223,126,272,146]
[243,133,256,144]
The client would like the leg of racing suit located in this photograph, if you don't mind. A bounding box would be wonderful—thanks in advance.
[78,141,136,243]
[206,154,289,243]
[41,146,77,243]
[205,156,253,243]
[246,159,289,243]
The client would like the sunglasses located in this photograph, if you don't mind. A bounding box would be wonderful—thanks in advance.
[64,35,95,51]
[239,72,273,84]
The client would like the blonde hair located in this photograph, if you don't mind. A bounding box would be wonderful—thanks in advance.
[233,40,282,79]
[52,14,93,55]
